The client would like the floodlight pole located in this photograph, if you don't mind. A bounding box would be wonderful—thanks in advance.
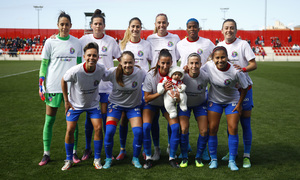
[33,6,43,34]
[201,19,207,30]
[265,0,267,30]
[220,8,229,20]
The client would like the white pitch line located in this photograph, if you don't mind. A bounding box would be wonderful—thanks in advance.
[0,69,39,79]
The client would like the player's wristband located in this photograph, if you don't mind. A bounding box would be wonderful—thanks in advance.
[242,67,247,72]
[39,77,45,86]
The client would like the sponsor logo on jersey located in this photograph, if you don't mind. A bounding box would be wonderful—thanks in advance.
[231,51,238,58]
[168,41,174,47]
[94,80,100,86]
[197,48,203,55]
[101,46,108,52]
[224,79,231,85]
[132,81,138,88]
[70,47,75,54]
[138,50,144,57]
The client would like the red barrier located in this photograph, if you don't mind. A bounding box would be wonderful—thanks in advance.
[0,28,299,46]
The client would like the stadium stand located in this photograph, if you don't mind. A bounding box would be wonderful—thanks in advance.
[0,28,299,61]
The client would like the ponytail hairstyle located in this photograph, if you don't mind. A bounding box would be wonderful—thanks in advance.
[120,17,142,50]
[153,13,168,34]
[211,46,228,59]
[151,48,172,76]
[57,11,71,24]
[91,9,105,25]
[116,51,135,87]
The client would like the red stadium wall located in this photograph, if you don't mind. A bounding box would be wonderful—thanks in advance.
[1,28,300,46]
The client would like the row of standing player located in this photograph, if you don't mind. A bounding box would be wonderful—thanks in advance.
[38,9,257,171]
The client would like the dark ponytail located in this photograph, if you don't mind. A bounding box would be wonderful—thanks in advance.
[153,49,172,76]
[91,9,105,24]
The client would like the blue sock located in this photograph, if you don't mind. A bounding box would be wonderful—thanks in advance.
[65,143,74,160]
[167,123,171,144]
[85,116,93,150]
[143,123,152,157]
[119,124,128,149]
[169,123,180,159]
[104,124,116,158]
[151,113,160,147]
[196,134,208,158]
[132,127,143,158]
[228,134,239,161]
[240,117,252,155]
[180,133,189,159]
[208,135,218,160]
[94,140,103,159]
[102,113,107,133]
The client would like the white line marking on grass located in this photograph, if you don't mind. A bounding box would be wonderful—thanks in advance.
[0,69,39,79]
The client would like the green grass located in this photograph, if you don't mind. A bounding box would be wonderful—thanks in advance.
[0,61,299,179]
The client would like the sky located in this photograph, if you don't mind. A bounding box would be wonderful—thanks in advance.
[1,0,299,31]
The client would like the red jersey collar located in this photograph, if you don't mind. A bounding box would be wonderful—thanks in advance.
[217,63,231,71]
[157,32,168,37]
[225,38,237,45]
[130,38,141,43]
[158,68,167,77]
[187,37,199,42]
[83,62,96,73]
[93,33,105,40]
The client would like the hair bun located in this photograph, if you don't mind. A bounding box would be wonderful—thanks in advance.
[94,9,102,15]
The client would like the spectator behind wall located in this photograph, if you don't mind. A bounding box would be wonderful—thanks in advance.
[292,44,300,50]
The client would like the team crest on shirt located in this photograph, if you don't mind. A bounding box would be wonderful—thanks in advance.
[132,81,138,88]
[94,80,100,86]
[168,41,174,47]
[102,46,108,52]
[70,47,75,54]
[197,84,203,90]
[224,79,231,85]
[197,48,203,55]
[232,51,238,58]
[138,50,144,57]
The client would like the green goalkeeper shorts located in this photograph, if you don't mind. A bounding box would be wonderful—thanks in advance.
[45,93,63,108]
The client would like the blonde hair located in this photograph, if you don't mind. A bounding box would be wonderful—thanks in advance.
[120,17,142,50]
[153,13,168,34]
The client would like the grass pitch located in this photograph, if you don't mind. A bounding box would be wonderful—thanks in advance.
[0,61,299,179]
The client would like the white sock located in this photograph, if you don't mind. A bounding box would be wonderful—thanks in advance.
[44,151,50,156]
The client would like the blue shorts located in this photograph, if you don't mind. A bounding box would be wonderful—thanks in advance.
[207,101,238,115]
[66,107,102,122]
[99,93,109,103]
[143,103,166,114]
[178,102,208,118]
[107,103,141,119]
[241,88,254,111]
